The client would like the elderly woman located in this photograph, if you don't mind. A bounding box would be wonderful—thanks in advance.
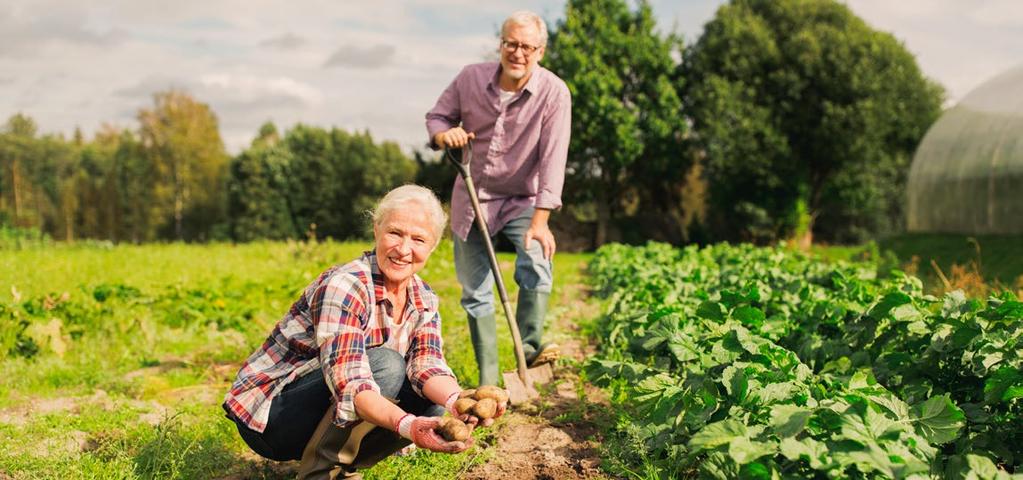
[223,185,504,479]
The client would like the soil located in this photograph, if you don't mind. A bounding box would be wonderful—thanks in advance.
[0,267,614,480]
[461,275,616,480]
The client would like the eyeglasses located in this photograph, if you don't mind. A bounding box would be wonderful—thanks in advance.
[501,39,541,56]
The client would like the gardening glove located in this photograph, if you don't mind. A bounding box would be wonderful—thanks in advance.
[395,414,471,454]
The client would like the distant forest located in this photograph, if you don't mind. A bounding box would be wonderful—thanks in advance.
[0,0,943,247]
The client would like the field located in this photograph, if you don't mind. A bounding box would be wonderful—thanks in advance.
[814,234,1023,297]
[2,238,1021,479]
[587,242,1022,479]
[0,240,596,479]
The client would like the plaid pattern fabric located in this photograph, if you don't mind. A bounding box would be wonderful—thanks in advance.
[223,251,455,433]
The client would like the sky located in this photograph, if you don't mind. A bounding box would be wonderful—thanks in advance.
[1,1,1021,154]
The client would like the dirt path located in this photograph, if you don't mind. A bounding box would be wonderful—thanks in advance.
[461,269,615,480]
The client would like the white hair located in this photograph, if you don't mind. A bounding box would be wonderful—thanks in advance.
[502,10,548,47]
[372,184,447,247]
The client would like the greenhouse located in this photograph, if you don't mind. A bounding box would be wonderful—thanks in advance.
[907,64,1023,234]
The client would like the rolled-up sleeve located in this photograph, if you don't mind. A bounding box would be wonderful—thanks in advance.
[535,83,571,210]
[313,273,379,426]
[406,309,456,396]
[425,68,466,149]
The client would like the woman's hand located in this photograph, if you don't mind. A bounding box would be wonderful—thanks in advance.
[395,414,472,453]
[444,391,481,427]
[477,398,507,427]
[444,388,508,428]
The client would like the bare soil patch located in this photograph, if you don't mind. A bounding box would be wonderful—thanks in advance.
[462,272,616,480]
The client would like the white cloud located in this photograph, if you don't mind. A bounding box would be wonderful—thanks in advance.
[844,0,1023,102]
[971,0,1023,28]
[324,44,397,69]
[1,0,1021,154]
[198,74,324,106]
[259,33,306,50]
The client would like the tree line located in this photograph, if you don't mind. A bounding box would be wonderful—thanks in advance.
[0,0,943,247]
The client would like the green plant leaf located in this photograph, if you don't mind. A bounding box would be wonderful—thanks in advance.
[722,366,749,403]
[698,300,726,322]
[779,437,829,470]
[732,306,765,328]
[728,437,777,465]
[910,394,965,444]
[688,419,747,452]
[770,404,812,438]
[983,367,1023,403]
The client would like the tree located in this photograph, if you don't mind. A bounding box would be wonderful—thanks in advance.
[413,149,456,204]
[685,0,943,243]
[545,0,688,246]
[227,122,300,241]
[38,135,80,241]
[276,125,417,241]
[0,114,40,227]
[138,90,229,241]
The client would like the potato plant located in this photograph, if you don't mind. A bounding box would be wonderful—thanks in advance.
[588,243,1022,479]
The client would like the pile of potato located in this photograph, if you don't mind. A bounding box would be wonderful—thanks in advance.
[436,386,509,442]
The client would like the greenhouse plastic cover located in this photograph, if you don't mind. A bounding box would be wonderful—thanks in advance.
[907,64,1023,234]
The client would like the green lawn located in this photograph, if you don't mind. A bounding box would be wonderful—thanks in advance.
[0,240,593,479]
[814,233,1023,294]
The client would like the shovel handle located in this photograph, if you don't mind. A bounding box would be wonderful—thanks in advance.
[445,145,533,390]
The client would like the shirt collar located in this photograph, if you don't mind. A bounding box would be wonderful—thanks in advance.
[364,251,431,313]
[489,62,543,97]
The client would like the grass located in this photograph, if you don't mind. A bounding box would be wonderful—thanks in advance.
[0,239,594,479]
[813,233,1023,295]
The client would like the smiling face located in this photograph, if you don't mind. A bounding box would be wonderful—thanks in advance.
[373,202,437,292]
[499,21,545,86]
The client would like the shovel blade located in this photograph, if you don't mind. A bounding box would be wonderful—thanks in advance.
[502,363,555,405]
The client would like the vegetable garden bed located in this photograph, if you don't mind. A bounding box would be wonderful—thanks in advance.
[586,242,1021,479]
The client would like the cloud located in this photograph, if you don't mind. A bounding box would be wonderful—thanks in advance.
[115,73,323,112]
[971,0,1023,28]
[324,44,396,69]
[259,32,306,50]
[114,75,191,99]
[198,73,324,108]
[0,9,129,57]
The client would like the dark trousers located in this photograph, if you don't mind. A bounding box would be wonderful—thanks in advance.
[231,348,444,462]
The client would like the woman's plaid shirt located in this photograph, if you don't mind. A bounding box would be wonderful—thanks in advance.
[222,251,455,433]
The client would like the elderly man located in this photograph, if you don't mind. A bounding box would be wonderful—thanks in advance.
[425,10,572,386]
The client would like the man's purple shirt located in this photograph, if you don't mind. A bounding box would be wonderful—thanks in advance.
[426,62,571,240]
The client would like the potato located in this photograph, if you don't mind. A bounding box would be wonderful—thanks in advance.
[473,385,509,404]
[458,389,476,399]
[471,397,498,419]
[436,417,471,442]
[453,398,477,415]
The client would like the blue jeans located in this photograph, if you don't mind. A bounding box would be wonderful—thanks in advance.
[453,207,553,384]
[231,348,443,462]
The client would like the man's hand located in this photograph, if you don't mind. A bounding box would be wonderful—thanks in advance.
[524,209,556,260]
[396,414,472,454]
[434,127,475,149]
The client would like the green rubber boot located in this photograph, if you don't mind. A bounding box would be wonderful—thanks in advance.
[467,312,499,386]
[516,288,550,363]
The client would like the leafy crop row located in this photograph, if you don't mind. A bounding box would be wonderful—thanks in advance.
[587,243,1021,479]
